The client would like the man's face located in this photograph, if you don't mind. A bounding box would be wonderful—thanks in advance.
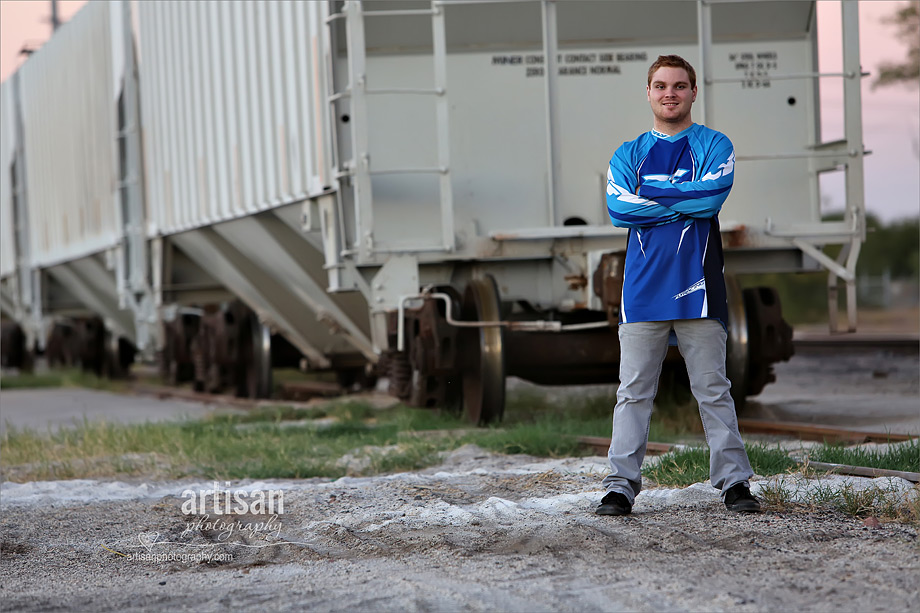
[647,66,697,126]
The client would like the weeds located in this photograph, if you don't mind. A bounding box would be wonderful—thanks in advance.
[643,446,711,487]
[646,442,919,523]
[806,438,919,473]
[833,480,919,522]
[3,382,918,525]
[758,480,796,511]
[0,369,127,392]
[643,443,797,488]
[747,443,801,476]
[759,473,919,524]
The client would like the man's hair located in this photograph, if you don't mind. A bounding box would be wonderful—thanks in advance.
[647,55,697,89]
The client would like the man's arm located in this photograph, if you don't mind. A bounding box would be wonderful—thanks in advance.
[637,137,735,219]
[606,148,684,228]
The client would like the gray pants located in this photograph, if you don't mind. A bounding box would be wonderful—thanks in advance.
[601,319,753,504]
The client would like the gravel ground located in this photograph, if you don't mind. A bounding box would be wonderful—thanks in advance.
[746,348,920,434]
[2,347,918,611]
[2,445,918,612]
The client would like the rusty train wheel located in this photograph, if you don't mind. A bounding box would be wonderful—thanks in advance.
[725,274,750,407]
[461,276,505,426]
[726,277,794,406]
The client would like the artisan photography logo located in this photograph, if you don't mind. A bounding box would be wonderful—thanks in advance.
[180,481,284,516]
[102,482,292,561]
[179,481,285,541]
[122,541,234,564]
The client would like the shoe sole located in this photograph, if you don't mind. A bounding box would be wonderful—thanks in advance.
[595,506,631,516]
[726,501,762,513]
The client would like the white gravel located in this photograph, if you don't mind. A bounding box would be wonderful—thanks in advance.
[2,444,918,612]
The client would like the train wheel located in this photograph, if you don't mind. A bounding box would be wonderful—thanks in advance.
[460,276,505,426]
[726,278,794,406]
[1,322,29,371]
[237,312,272,398]
[404,287,463,413]
[725,275,750,407]
[160,322,181,385]
[102,330,135,379]
[743,286,794,398]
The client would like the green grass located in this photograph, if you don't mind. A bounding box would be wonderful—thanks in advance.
[759,476,919,524]
[4,379,915,526]
[0,402,457,481]
[0,369,127,391]
[643,443,799,487]
[270,367,339,396]
[641,441,918,490]
[805,439,919,473]
[0,385,686,481]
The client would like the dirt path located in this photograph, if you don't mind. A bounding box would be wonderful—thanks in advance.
[2,446,917,612]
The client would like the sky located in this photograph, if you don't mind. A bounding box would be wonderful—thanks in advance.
[1,0,918,223]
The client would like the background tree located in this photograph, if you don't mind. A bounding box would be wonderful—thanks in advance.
[872,0,919,89]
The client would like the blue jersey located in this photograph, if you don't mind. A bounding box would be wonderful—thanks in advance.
[605,123,734,326]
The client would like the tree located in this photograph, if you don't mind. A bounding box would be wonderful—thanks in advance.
[872,1,920,89]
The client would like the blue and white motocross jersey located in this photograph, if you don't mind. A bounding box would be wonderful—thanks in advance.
[605,123,734,326]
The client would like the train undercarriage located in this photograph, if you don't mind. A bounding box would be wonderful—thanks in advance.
[2,269,793,427]
[384,273,793,425]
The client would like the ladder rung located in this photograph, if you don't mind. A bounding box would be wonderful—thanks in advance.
[736,149,865,162]
[327,89,351,102]
[363,9,437,18]
[366,87,444,96]
[368,167,448,176]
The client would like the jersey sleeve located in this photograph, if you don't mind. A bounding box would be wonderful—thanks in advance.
[606,145,684,229]
[636,134,735,219]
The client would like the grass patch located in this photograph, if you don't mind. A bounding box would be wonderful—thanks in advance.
[647,442,919,523]
[7,373,910,523]
[805,439,919,473]
[502,385,700,446]
[475,386,697,457]
[643,446,711,487]
[0,383,749,482]
[758,477,919,524]
[747,443,802,476]
[0,388,615,481]
[0,401,460,482]
[643,443,799,488]
[270,367,339,396]
[0,369,127,392]
[0,372,66,389]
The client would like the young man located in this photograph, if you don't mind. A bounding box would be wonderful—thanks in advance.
[598,54,760,516]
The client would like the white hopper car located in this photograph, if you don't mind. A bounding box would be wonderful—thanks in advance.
[0,1,866,423]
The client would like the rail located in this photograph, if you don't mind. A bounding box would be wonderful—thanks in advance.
[793,333,919,354]
[577,427,919,483]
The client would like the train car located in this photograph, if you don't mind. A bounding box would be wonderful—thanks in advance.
[0,1,866,420]
[313,0,866,422]
[134,1,376,394]
[0,1,142,375]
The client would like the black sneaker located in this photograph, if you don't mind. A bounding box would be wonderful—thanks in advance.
[724,483,761,513]
[595,491,632,516]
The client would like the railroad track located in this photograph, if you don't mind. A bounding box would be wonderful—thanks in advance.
[577,420,915,455]
[792,333,919,354]
[577,422,919,483]
[131,379,347,408]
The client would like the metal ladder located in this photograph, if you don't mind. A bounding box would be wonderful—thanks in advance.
[697,0,867,333]
[325,0,455,261]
